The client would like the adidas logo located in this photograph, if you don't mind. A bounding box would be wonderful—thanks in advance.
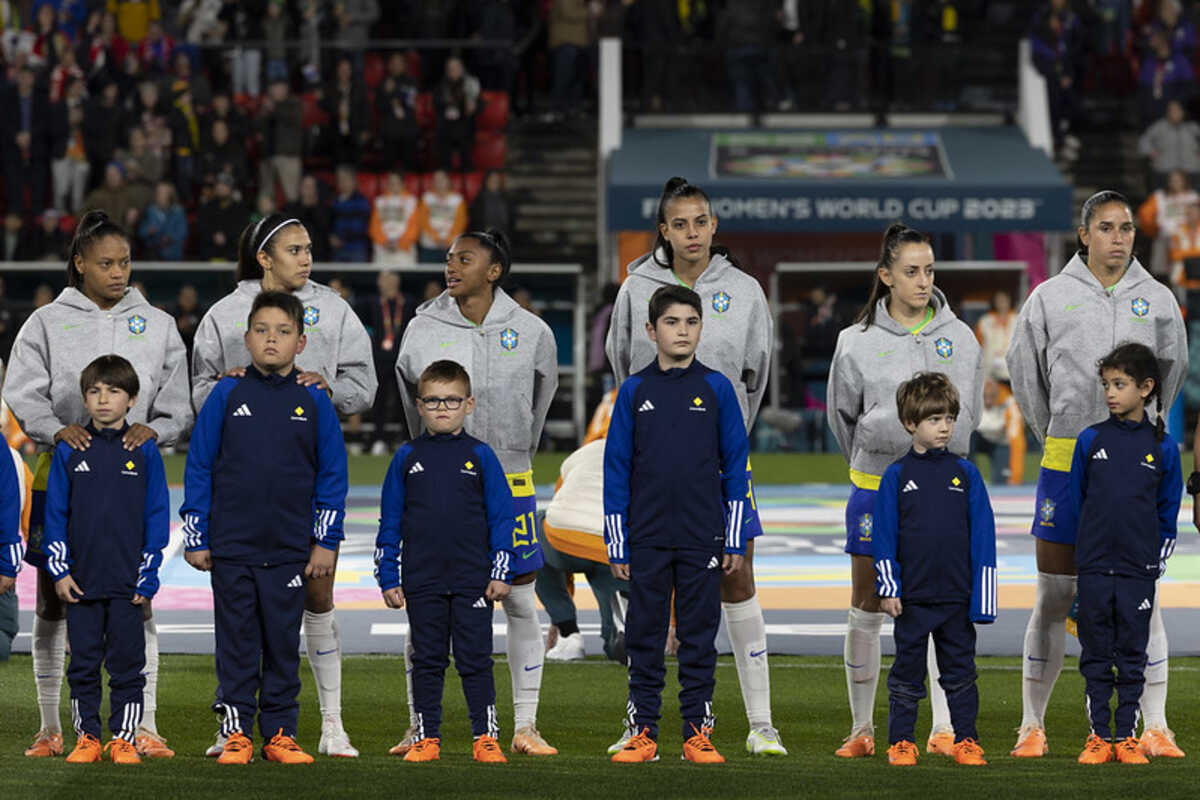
[409,461,425,475]
[472,597,487,608]
[1092,448,1108,460]
[232,404,252,417]
[902,480,919,493]
[1138,598,1152,611]
[287,575,303,589]
[638,399,655,412]
[74,461,90,473]
[707,556,720,569]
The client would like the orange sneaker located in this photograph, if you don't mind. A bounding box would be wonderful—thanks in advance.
[135,730,175,758]
[682,726,724,764]
[926,729,956,756]
[403,738,440,762]
[1078,734,1114,765]
[888,741,919,766]
[65,734,102,764]
[24,729,64,758]
[952,738,987,765]
[104,738,142,765]
[1139,728,1185,758]
[1115,737,1149,765]
[263,730,314,764]
[511,727,558,756]
[834,733,875,758]
[473,735,507,763]
[1011,725,1048,758]
[217,732,254,765]
[611,727,659,763]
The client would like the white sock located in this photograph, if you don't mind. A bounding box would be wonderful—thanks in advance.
[1140,588,1169,731]
[303,609,343,725]
[502,582,543,731]
[722,596,772,729]
[844,607,884,735]
[1020,572,1076,729]
[404,635,417,728]
[140,617,159,735]
[927,634,953,735]
[32,614,66,733]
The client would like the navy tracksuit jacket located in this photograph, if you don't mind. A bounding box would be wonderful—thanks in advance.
[0,445,24,578]
[376,430,515,740]
[603,357,749,741]
[872,447,997,745]
[1069,416,1181,740]
[181,367,348,739]
[42,423,170,741]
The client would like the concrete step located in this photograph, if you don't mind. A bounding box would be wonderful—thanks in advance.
[516,202,597,217]
[515,216,594,233]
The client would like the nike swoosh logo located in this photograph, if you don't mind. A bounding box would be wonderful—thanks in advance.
[877,350,894,358]
[439,341,455,348]
[524,664,541,672]
[316,648,338,656]
[1027,656,1048,662]
[845,661,865,669]
[750,649,766,658]
[62,324,81,331]
[1064,303,1083,311]
[521,550,537,559]
[1147,658,1168,667]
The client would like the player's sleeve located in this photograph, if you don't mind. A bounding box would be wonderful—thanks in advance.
[136,442,170,598]
[709,373,750,555]
[964,460,998,623]
[179,378,234,551]
[529,324,559,460]
[965,336,985,435]
[1157,296,1189,412]
[1157,435,1182,576]
[871,464,901,598]
[41,443,73,579]
[602,378,637,565]
[311,387,348,551]
[742,281,773,427]
[3,313,63,446]
[374,446,410,591]
[604,281,633,386]
[0,448,23,577]
[1005,292,1052,444]
[331,299,378,416]
[479,444,517,583]
[395,324,426,441]
[826,329,862,462]
[144,317,194,445]
[1066,431,1093,544]
[189,309,226,414]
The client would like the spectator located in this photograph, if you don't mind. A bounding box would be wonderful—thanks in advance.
[297,0,323,86]
[368,170,420,265]
[1,213,34,260]
[170,282,203,359]
[166,81,199,201]
[177,0,224,45]
[471,0,517,92]
[468,169,514,234]
[329,164,371,263]
[321,55,370,165]
[1138,30,1195,126]
[334,0,379,68]
[129,76,166,127]
[30,2,70,70]
[283,173,332,261]
[368,269,406,453]
[2,66,52,216]
[1139,99,1200,188]
[83,80,123,183]
[83,11,130,88]
[137,179,187,260]
[24,209,70,262]
[50,76,90,212]
[107,0,161,43]
[415,169,467,263]
[169,49,211,110]
[1030,0,1085,156]
[1169,200,1200,300]
[778,0,827,110]
[250,191,277,227]
[262,0,289,84]
[421,278,441,302]
[82,161,141,229]
[548,0,594,117]
[117,51,150,108]
[1145,0,1196,60]
[970,379,1024,485]
[116,125,165,212]
[48,42,84,102]
[201,91,248,146]
[375,50,419,172]
[137,18,173,75]
[1139,169,1199,279]
[220,0,265,98]
[192,172,246,260]
[434,56,479,170]
[512,286,539,316]
[827,0,868,110]
[197,117,249,192]
[974,289,1017,382]
[257,77,304,204]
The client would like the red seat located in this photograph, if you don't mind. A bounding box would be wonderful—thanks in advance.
[406,50,423,87]
[472,132,507,170]
[405,173,426,197]
[58,213,76,235]
[364,52,386,90]
[301,92,329,127]
[476,91,509,131]
[357,172,381,201]
[415,92,435,129]
[462,170,484,204]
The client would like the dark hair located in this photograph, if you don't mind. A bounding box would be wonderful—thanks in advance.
[80,353,139,398]
[1076,190,1133,260]
[66,210,130,287]
[895,371,960,429]
[418,359,472,395]
[457,229,513,290]
[236,213,305,282]
[1098,341,1165,441]
[647,284,703,326]
[248,290,305,330]
[856,222,933,329]
[650,176,741,271]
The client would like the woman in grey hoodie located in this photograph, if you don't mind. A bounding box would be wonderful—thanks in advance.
[826,223,983,759]
[604,177,783,756]
[394,229,560,757]
[190,213,376,759]
[4,210,192,760]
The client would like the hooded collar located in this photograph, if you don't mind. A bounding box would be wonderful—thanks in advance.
[627,249,737,288]
[1060,253,1151,294]
[415,287,521,330]
[57,286,149,314]
[869,286,958,337]
[234,279,319,303]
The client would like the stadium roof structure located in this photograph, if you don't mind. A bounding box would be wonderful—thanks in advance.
[607,128,1073,233]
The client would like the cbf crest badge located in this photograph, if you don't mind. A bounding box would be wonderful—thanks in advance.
[500,327,519,351]
[128,314,146,335]
[712,290,731,313]
[1039,498,1056,525]
[303,305,320,327]
[1131,297,1150,317]
[858,513,873,542]
[935,337,953,359]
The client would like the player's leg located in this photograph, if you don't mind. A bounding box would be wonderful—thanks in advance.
[930,605,984,764]
[1138,586,1183,756]
[838,486,883,757]
[258,564,312,763]
[210,561,261,763]
[612,545,671,762]
[675,549,725,763]
[1112,576,1154,763]
[303,549,357,756]
[105,598,146,764]
[28,568,67,756]
[885,604,930,766]
[63,600,104,763]
[1076,573,1117,763]
[451,593,506,763]
[135,599,174,757]
[405,593,451,760]
[925,634,956,755]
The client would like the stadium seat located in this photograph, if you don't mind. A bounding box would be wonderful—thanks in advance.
[58,214,76,235]
[462,171,484,205]
[405,173,426,197]
[364,53,386,90]
[415,92,435,129]
[406,50,423,87]
[357,172,381,201]
[476,91,510,132]
[472,132,507,170]
[301,92,330,127]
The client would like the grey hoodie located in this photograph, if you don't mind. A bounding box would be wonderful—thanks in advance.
[605,251,773,428]
[827,288,984,481]
[1005,254,1187,444]
[3,287,192,448]
[191,279,377,416]
[396,288,558,475]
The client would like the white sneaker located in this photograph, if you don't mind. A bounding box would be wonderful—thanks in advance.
[319,719,359,758]
[370,440,388,456]
[746,726,788,755]
[205,730,226,757]
[606,725,635,754]
[545,632,585,661]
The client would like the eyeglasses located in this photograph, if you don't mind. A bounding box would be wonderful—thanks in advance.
[419,395,465,410]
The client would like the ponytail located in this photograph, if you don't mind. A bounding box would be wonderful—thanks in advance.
[458,228,513,291]
[855,222,932,329]
[66,210,128,287]
[1097,342,1165,442]
[236,213,304,283]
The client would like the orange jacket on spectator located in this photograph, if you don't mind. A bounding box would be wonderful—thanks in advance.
[1169,218,1200,290]
[369,192,420,256]
[107,0,160,43]
[416,190,467,252]
[0,401,32,457]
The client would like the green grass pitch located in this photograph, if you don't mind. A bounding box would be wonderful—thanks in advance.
[2,655,1197,798]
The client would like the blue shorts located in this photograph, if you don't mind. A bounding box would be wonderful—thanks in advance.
[22,453,51,571]
[1031,467,1077,544]
[508,472,544,575]
[742,464,764,543]
[843,486,877,556]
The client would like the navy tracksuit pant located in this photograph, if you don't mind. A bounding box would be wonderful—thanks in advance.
[66,598,145,741]
[625,546,722,741]
[888,602,979,745]
[211,561,307,740]
[1077,573,1155,740]
[406,591,498,740]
